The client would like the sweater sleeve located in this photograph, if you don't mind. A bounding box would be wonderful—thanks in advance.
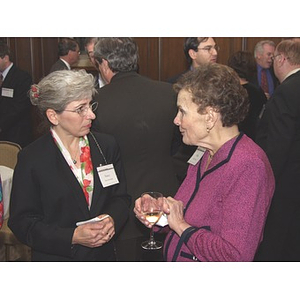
[185,156,275,261]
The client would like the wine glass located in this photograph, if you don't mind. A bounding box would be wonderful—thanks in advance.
[140,191,164,250]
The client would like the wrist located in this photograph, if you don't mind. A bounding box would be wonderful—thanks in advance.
[72,227,78,245]
[176,222,192,237]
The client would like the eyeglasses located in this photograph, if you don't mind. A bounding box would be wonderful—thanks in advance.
[71,48,81,55]
[197,45,220,53]
[63,102,98,117]
[271,53,281,61]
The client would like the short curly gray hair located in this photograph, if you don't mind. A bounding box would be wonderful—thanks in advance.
[30,69,97,115]
[174,63,249,127]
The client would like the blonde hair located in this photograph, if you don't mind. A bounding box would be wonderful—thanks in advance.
[276,39,300,65]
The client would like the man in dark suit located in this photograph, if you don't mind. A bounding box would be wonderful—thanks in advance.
[84,37,106,89]
[0,42,32,147]
[93,38,180,261]
[168,37,219,84]
[49,38,80,73]
[168,38,219,183]
[254,40,279,99]
[255,39,300,261]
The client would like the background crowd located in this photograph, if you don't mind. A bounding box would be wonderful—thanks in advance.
[1,37,300,262]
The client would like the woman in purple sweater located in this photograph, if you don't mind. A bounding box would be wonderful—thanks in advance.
[135,63,275,261]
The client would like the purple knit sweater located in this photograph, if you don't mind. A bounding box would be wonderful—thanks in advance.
[163,133,275,262]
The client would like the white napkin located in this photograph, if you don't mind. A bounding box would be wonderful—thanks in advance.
[156,213,168,227]
[76,215,109,226]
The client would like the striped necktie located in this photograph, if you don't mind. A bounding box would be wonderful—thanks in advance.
[261,68,269,94]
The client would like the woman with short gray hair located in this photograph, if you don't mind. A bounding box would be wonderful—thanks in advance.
[8,69,130,261]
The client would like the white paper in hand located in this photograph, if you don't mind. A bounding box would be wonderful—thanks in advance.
[76,215,109,226]
[156,213,168,227]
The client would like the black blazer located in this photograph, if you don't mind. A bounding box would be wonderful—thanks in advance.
[239,82,267,140]
[255,70,300,261]
[0,64,32,147]
[49,59,69,73]
[8,131,130,261]
[93,71,180,240]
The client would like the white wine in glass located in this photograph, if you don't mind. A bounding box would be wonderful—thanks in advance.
[141,192,163,250]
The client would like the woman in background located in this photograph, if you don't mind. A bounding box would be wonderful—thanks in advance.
[228,51,267,140]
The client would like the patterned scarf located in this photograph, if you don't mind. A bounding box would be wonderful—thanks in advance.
[50,128,94,208]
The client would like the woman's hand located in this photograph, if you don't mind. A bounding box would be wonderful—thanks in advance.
[165,197,192,236]
[134,197,152,228]
[72,214,115,248]
[134,196,170,228]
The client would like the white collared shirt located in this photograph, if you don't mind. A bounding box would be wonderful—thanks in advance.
[98,73,106,88]
[59,58,71,70]
[282,67,300,82]
[2,62,13,80]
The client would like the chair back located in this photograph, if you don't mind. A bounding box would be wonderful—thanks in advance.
[0,141,30,261]
[0,141,22,169]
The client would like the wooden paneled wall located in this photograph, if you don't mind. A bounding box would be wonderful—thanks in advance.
[4,37,285,83]
[135,37,284,81]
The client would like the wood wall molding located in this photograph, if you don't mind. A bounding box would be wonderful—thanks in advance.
[5,37,285,83]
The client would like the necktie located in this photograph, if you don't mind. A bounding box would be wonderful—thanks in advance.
[261,69,269,94]
[0,73,3,87]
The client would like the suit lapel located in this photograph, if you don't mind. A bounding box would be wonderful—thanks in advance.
[88,133,107,215]
[2,64,16,86]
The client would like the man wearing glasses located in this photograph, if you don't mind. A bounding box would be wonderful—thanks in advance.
[255,38,300,261]
[168,38,219,184]
[168,37,219,84]
[254,40,278,99]
[184,37,219,67]
[49,38,80,73]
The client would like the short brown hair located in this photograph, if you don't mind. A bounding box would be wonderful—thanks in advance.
[174,63,249,127]
[227,51,257,82]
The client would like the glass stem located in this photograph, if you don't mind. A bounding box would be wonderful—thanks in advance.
[149,226,155,245]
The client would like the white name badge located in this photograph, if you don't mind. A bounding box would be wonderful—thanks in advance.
[188,147,205,165]
[1,88,14,98]
[97,164,119,188]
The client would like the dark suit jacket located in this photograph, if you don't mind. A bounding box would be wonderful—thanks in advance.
[239,82,267,140]
[167,69,189,85]
[93,71,180,240]
[0,64,32,147]
[255,70,300,261]
[49,59,69,73]
[8,131,130,261]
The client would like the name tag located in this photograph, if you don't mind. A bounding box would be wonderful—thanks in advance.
[1,88,14,98]
[188,147,205,165]
[97,164,119,187]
